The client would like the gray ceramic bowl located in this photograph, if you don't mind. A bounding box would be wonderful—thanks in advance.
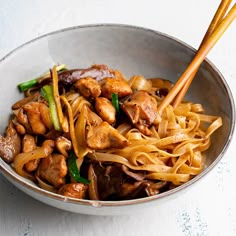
[0,24,234,215]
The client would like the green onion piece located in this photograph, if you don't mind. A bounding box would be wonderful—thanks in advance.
[18,78,38,92]
[41,85,61,131]
[18,64,67,92]
[68,151,90,184]
[111,93,120,113]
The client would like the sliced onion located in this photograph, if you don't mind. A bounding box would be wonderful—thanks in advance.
[88,164,100,200]
[35,175,57,193]
[129,75,152,91]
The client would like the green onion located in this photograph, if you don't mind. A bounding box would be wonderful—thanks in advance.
[18,78,38,92]
[68,151,90,184]
[111,93,120,113]
[18,64,67,92]
[41,85,61,131]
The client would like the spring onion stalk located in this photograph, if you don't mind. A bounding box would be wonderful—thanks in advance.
[68,151,90,184]
[18,78,38,92]
[41,85,61,131]
[18,64,67,92]
[111,93,120,114]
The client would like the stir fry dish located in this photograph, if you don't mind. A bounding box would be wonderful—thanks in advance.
[0,64,222,200]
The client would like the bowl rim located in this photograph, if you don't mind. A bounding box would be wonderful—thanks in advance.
[0,23,235,207]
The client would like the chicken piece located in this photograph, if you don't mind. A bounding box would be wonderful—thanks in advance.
[0,120,21,163]
[17,108,32,133]
[86,121,129,149]
[22,134,36,153]
[95,97,116,124]
[58,183,88,199]
[101,78,132,99]
[15,122,26,135]
[22,102,47,135]
[86,107,103,126]
[22,134,39,172]
[121,90,159,135]
[74,77,101,98]
[37,153,68,188]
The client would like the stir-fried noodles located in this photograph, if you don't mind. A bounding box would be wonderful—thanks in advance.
[0,64,222,200]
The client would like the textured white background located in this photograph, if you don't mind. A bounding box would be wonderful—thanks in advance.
[0,0,236,235]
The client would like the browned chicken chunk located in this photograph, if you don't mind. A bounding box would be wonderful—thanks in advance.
[37,154,68,188]
[86,121,129,149]
[58,183,88,199]
[101,78,132,99]
[95,97,116,124]
[121,90,159,135]
[74,77,101,98]
[19,102,47,135]
[86,107,103,126]
[22,134,39,172]
[0,121,21,163]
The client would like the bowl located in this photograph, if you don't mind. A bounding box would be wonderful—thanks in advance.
[0,24,234,215]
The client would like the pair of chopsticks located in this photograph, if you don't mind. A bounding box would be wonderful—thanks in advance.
[157,0,236,113]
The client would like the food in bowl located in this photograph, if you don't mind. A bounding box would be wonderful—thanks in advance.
[0,63,222,201]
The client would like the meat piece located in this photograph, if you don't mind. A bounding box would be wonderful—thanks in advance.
[121,90,159,135]
[93,163,124,200]
[86,107,103,126]
[22,134,39,172]
[95,97,116,124]
[41,64,115,87]
[14,122,26,135]
[86,121,128,149]
[22,102,47,135]
[37,154,68,188]
[22,134,36,153]
[101,78,132,99]
[16,108,32,133]
[74,77,101,98]
[0,120,21,163]
[58,183,88,199]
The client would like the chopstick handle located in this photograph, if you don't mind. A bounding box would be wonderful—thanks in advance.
[172,0,232,108]
[157,3,236,114]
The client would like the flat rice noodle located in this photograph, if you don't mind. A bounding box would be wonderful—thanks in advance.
[158,119,168,138]
[153,133,189,147]
[174,103,191,115]
[70,95,91,120]
[129,151,165,166]
[198,114,220,123]
[88,152,171,173]
[178,164,202,175]
[171,155,188,173]
[205,117,222,138]
[191,103,204,113]
[146,172,190,185]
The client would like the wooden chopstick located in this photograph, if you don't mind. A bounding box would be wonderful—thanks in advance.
[172,0,232,108]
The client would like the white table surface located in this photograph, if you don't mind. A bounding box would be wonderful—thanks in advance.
[1,0,236,235]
